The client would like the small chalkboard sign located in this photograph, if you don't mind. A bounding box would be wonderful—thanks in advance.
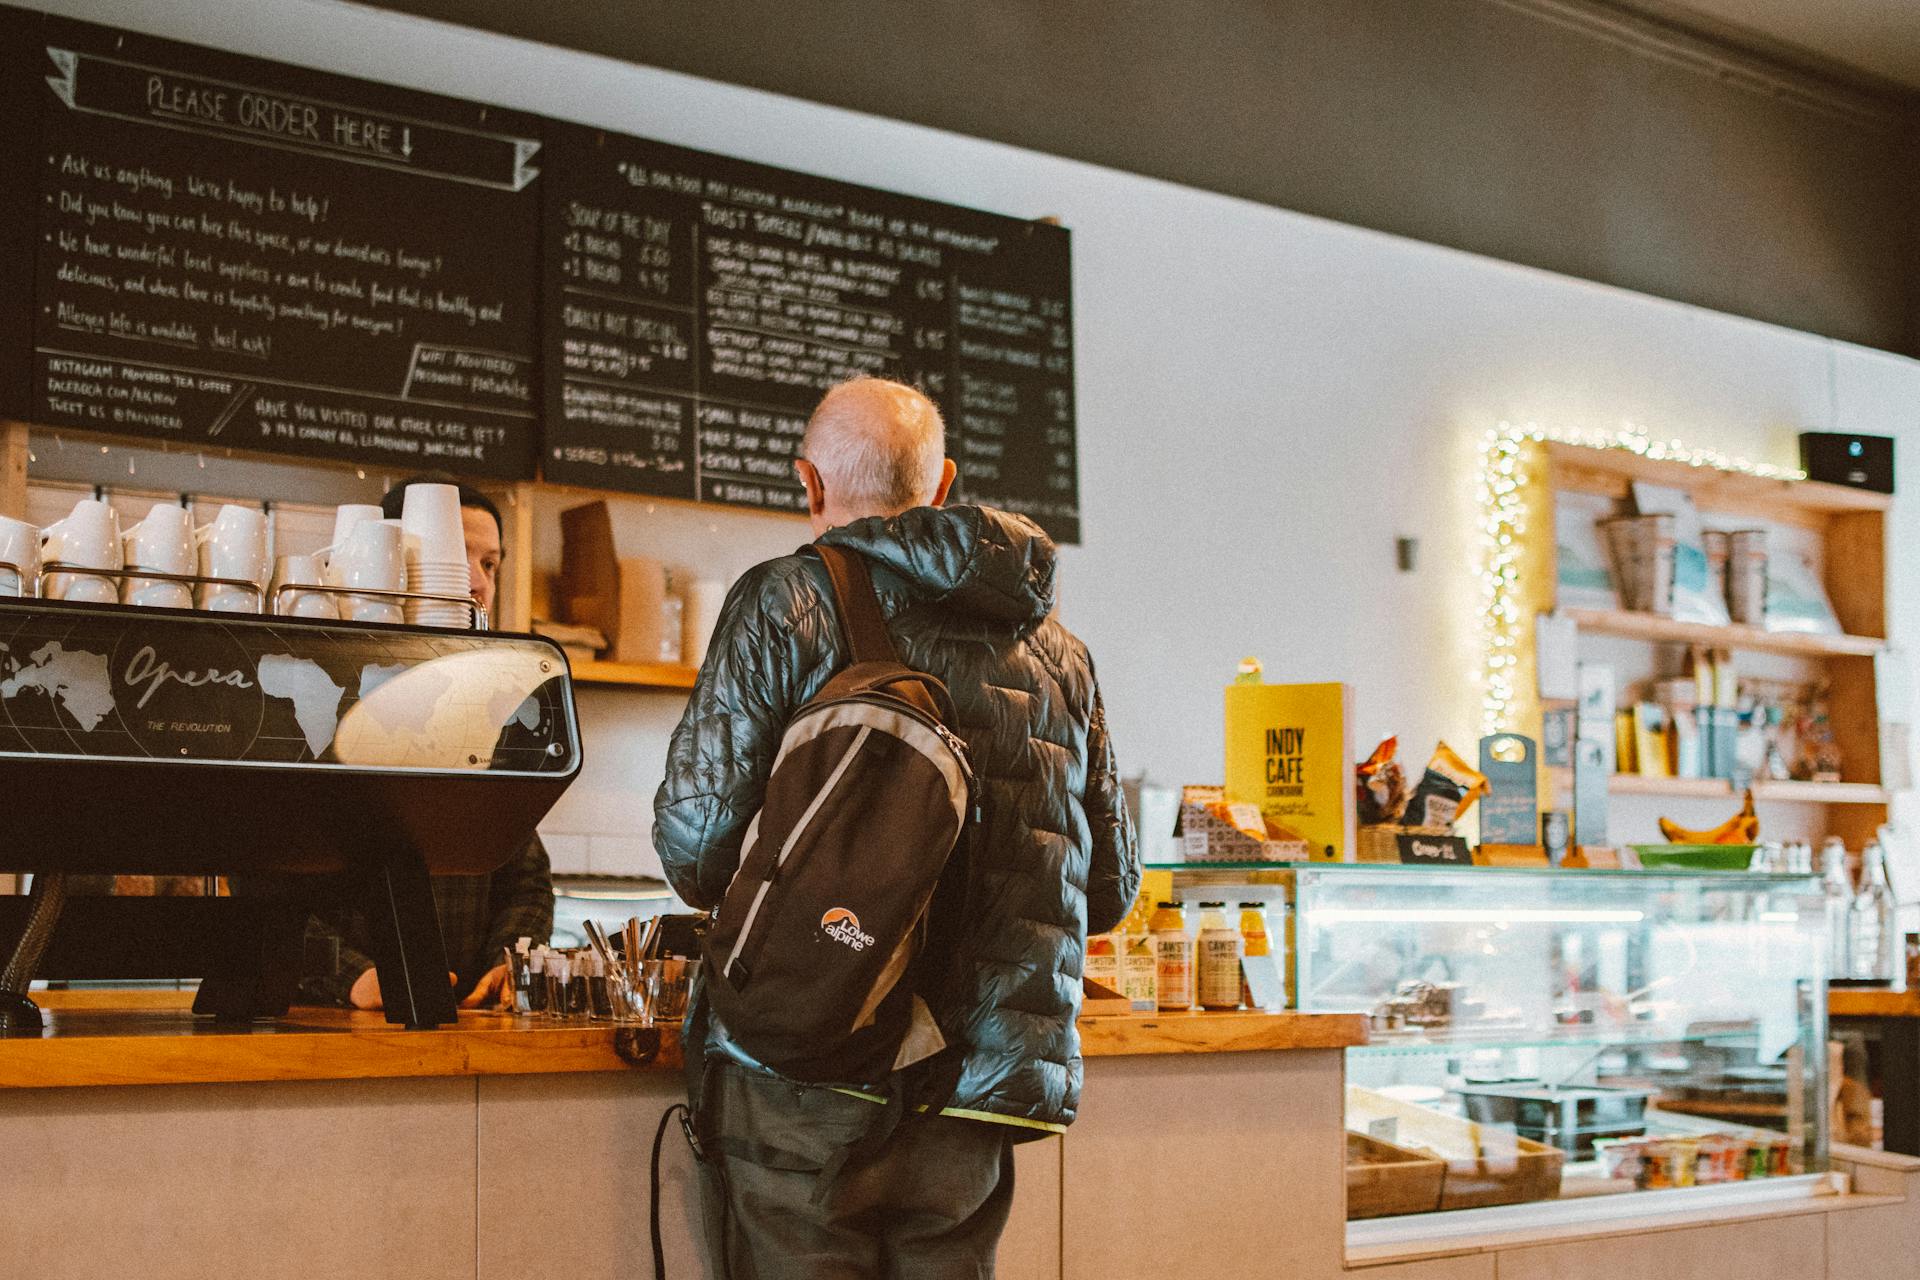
[1478,734,1539,845]
[1397,833,1473,866]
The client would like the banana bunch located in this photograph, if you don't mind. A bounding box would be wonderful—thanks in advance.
[1658,791,1759,845]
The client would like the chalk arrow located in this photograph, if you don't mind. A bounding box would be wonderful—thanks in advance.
[45,47,77,109]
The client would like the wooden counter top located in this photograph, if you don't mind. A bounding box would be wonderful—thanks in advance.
[1079,1009,1368,1055]
[0,1005,667,1089]
[2,990,1368,1088]
[1830,987,1920,1018]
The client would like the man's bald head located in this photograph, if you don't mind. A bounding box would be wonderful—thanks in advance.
[797,377,955,532]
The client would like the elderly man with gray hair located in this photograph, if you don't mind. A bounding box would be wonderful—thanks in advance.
[655,375,1138,1278]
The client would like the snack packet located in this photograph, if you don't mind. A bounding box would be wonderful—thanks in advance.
[1356,737,1408,825]
[1401,742,1490,830]
[1209,800,1269,843]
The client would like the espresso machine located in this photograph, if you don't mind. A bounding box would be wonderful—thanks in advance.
[0,594,580,1030]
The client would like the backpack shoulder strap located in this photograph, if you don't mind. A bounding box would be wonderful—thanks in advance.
[814,543,901,666]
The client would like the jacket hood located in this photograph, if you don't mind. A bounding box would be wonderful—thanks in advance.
[818,504,1056,626]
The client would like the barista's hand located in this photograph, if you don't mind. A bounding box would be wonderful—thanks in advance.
[460,963,512,1010]
[347,967,460,1011]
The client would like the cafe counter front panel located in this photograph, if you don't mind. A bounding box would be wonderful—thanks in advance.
[0,992,1911,1280]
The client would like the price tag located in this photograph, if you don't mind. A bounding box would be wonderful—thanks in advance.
[1397,834,1473,866]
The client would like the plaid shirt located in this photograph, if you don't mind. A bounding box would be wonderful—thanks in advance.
[298,834,554,1006]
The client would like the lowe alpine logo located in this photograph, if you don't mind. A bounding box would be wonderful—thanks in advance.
[820,907,876,952]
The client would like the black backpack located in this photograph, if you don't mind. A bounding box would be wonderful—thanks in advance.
[698,543,977,1086]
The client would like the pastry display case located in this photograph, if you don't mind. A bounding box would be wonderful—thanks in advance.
[1291,864,1829,1221]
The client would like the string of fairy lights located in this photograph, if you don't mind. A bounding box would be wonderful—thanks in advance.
[1475,422,1806,736]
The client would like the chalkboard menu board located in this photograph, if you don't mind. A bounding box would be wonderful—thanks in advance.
[541,122,1080,541]
[0,7,37,417]
[12,11,543,478]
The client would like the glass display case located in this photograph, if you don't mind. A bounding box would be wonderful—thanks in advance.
[1290,865,1829,1222]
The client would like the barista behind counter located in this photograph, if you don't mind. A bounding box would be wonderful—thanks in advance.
[300,478,553,1011]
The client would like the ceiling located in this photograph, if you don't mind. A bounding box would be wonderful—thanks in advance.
[1638,0,1920,91]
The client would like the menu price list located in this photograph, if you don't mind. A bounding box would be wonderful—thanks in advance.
[14,10,544,478]
[542,124,1079,542]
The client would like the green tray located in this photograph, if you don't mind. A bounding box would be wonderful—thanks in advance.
[1630,844,1759,871]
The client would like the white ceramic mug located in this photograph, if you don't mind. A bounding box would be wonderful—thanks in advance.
[0,515,40,597]
[271,553,338,620]
[122,502,195,609]
[196,504,268,612]
[40,498,122,603]
[329,518,404,624]
[328,504,386,560]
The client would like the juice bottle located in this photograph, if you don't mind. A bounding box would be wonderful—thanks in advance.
[1085,930,1120,993]
[1281,896,1297,1008]
[1150,901,1193,1010]
[1196,902,1243,1010]
[1238,901,1270,1009]
[1122,910,1158,1010]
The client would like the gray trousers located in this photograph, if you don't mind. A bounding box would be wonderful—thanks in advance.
[697,1062,1016,1280]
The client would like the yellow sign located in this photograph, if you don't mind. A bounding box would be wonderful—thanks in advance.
[1224,681,1355,861]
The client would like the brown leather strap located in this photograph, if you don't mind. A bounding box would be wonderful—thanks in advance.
[814,544,901,665]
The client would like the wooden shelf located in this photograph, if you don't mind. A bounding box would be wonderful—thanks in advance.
[1748,779,1889,805]
[1543,439,1890,516]
[569,659,698,690]
[1830,987,1920,1019]
[1549,771,1888,805]
[1564,607,1884,658]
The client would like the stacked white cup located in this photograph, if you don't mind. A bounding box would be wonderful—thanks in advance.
[195,505,268,612]
[40,498,122,603]
[0,516,40,598]
[271,553,338,620]
[398,484,472,627]
[326,518,405,625]
[121,502,196,609]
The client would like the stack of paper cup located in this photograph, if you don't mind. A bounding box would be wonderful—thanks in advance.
[1602,514,1676,617]
[399,484,472,627]
[1727,529,1768,626]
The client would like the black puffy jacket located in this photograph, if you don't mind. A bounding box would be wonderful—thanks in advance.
[654,504,1139,1128]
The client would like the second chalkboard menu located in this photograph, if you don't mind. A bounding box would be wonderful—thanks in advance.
[6,10,544,478]
[541,123,1079,542]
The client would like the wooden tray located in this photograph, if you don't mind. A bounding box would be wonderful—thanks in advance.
[1356,824,1451,863]
[1346,1130,1446,1219]
[1348,1085,1566,1210]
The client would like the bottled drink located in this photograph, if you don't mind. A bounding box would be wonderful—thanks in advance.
[1821,837,1854,981]
[1239,902,1270,1009]
[1086,930,1120,993]
[1123,919,1159,1010]
[1197,902,1243,1010]
[1851,840,1897,981]
[1150,901,1193,1010]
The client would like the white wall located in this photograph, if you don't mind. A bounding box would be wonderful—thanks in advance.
[25,0,1920,879]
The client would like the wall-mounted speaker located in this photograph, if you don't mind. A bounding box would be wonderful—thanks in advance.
[1799,432,1893,494]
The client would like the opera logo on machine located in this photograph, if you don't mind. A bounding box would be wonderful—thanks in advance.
[820,907,875,952]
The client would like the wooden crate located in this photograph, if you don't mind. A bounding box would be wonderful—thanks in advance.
[1356,825,1450,863]
[1346,1131,1446,1219]
[1348,1085,1566,1210]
